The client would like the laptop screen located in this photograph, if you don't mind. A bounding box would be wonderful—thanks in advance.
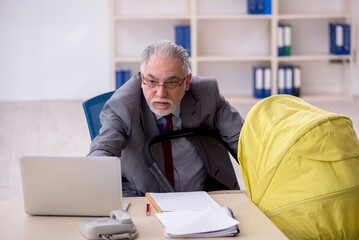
[20,156,122,216]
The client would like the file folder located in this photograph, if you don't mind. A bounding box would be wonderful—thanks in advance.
[116,69,131,89]
[257,0,264,14]
[247,0,257,14]
[247,0,271,15]
[329,23,350,55]
[293,66,301,97]
[264,0,271,14]
[284,67,294,95]
[343,24,350,55]
[277,25,284,56]
[264,67,271,97]
[283,24,292,56]
[254,67,264,98]
[277,67,285,94]
[175,26,191,56]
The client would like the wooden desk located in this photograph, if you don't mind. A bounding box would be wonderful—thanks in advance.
[0,191,287,239]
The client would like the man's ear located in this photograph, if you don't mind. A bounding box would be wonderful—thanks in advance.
[185,73,192,91]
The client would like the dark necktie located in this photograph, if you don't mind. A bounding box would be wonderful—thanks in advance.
[162,114,175,186]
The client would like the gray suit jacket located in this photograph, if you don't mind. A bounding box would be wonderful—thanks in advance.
[88,72,244,196]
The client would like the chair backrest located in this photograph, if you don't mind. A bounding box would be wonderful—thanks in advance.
[82,91,115,140]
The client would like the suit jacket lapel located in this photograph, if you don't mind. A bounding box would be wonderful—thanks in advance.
[181,91,201,128]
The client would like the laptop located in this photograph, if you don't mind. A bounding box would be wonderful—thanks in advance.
[20,156,123,216]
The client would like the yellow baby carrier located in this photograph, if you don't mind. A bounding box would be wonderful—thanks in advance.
[237,95,359,239]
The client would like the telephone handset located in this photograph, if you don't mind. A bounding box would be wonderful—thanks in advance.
[79,210,139,240]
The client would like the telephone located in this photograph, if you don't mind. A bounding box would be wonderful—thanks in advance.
[79,210,139,240]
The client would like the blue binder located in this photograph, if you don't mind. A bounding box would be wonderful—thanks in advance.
[284,66,294,95]
[343,24,350,55]
[253,67,264,98]
[330,23,344,55]
[184,25,191,56]
[257,0,264,14]
[175,26,183,49]
[283,24,292,56]
[264,0,271,14]
[175,26,191,56]
[293,66,301,97]
[248,0,257,14]
[263,67,271,97]
[278,24,284,56]
[277,67,285,94]
[116,70,131,89]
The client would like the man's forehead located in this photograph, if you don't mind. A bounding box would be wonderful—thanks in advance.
[144,55,183,80]
[145,72,180,80]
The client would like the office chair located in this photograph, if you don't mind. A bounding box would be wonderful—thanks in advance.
[143,128,238,192]
[82,91,115,140]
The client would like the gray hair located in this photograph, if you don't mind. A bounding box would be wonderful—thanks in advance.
[140,40,191,76]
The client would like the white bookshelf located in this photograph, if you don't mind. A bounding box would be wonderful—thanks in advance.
[110,0,355,101]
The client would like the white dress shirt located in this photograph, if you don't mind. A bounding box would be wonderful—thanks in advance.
[155,104,208,192]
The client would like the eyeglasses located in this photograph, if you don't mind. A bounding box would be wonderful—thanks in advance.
[142,75,187,89]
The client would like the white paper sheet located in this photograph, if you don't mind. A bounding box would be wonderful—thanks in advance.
[148,191,221,212]
[156,207,239,236]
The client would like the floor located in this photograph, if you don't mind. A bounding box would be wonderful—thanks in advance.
[0,97,358,200]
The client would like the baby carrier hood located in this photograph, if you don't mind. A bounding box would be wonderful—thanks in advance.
[238,95,359,239]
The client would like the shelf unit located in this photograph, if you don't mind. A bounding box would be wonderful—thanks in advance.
[110,0,355,101]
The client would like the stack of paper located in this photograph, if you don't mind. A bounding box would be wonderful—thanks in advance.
[146,191,239,238]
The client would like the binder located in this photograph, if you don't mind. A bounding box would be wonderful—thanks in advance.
[264,67,271,97]
[247,0,271,15]
[293,66,301,97]
[184,25,191,56]
[116,69,131,89]
[283,24,292,56]
[277,25,284,56]
[335,24,344,54]
[175,26,183,51]
[257,0,264,14]
[330,23,344,55]
[264,0,271,14]
[284,66,294,95]
[329,23,336,54]
[342,24,350,55]
[277,67,285,94]
[247,0,257,14]
[175,25,191,56]
[253,67,264,98]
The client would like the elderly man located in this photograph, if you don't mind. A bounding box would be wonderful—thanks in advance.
[88,40,244,196]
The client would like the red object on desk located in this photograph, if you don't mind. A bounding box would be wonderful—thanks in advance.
[146,203,150,216]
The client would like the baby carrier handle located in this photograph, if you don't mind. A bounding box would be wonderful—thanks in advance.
[143,127,236,192]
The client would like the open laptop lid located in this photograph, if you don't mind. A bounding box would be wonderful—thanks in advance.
[20,156,122,216]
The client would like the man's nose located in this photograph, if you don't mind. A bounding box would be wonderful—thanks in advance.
[155,85,167,97]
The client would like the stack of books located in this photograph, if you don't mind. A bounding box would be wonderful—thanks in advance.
[247,0,271,14]
[253,66,271,98]
[278,24,292,56]
[330,23,350,55]
[277,66,301,97]
[116,69,131,89]
[175,25,191,56]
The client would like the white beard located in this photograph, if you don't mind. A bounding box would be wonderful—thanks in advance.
[149,98,176,116]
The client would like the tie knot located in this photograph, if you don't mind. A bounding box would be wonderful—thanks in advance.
[164,114,173,132]
[164,114,172,122]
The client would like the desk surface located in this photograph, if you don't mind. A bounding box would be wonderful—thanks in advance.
[0,191,287,240]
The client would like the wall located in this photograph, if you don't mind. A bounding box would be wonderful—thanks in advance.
[0,0,358,101]
[0,0,110,101]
